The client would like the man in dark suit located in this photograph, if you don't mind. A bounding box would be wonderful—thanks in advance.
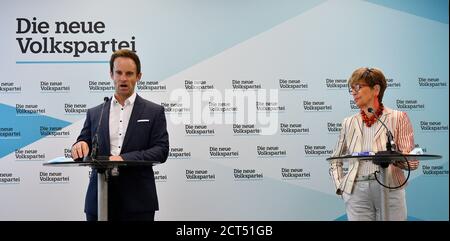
[71,49,169,221]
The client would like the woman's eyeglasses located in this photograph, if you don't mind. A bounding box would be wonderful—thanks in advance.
[348,84,369,94]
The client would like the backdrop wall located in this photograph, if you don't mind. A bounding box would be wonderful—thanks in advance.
[1,0,448,220]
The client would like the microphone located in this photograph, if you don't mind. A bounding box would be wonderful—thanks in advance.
[368,107,398,168]
[368,107,396,152]
[90,97,110,161]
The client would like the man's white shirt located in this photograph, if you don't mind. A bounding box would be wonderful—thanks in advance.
[109,92,136,156]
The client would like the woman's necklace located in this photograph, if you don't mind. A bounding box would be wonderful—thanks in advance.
[361,104,384,127]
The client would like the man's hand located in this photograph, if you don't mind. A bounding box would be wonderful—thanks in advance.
[109,155,124,161]
[71,141,89,160]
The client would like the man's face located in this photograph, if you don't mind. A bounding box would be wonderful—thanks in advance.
[111,57,141,99]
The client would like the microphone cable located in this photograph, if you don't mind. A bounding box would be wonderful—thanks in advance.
[373,154,411,189]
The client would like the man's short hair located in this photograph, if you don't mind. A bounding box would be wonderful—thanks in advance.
[109,49,141,74]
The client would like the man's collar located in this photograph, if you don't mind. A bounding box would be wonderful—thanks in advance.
[112,92,137,106]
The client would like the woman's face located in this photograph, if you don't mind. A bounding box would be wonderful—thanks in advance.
[349,82,379,109]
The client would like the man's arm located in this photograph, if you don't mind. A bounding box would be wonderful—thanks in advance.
[71,109,93,160]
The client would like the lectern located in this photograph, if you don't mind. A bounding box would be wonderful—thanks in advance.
[44,158,159,221]
[326,153,441,221]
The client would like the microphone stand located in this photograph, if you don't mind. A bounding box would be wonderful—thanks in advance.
[368,107,401,221]
[91,96,110,221]
[90,96,110,162]
[368,107,400,168]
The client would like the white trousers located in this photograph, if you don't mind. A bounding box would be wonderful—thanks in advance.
[342,179,407,221]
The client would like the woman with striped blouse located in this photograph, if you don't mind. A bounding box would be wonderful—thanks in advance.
[330,67,419,221]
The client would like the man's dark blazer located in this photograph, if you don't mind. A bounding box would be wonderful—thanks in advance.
[76,94,169,217]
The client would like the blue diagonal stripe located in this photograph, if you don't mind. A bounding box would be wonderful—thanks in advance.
[0,103,71,158]
[366,0,449,24]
